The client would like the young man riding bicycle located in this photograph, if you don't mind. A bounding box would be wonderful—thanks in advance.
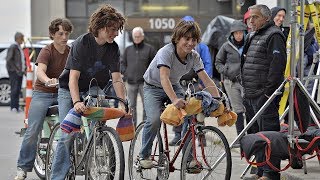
[49,4,128,179]
[139,19,220,169]
[15,18,73,180]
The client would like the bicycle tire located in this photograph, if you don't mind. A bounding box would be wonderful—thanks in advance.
[180,126,232,180]
[34,133,46,179]
[45,123,76,180]
[85,126,125,180]
[128,122,164,180]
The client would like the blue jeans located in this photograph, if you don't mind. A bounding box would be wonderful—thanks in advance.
[17,91,58,171]
[50,87,104,179]
[140,84,185,159]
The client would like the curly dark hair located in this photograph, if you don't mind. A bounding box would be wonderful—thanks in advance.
[171,20,201,44]
[88,4,126,37]
[49,18,73,40]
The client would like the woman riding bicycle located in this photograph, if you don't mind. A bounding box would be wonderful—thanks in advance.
[49,4,127,179]
[14,18,73,180]
[139,19,220,169]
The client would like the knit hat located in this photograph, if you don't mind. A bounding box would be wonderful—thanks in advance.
[271,7,286,21]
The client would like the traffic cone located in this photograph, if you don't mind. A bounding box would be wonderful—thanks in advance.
[23,48,33,128]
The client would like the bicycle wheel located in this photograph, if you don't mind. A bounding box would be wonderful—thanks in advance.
[128,122,165,180]
[181,126,232,180]
[45,123,76,180]
[34,134,47,179]
[85,126,125,180]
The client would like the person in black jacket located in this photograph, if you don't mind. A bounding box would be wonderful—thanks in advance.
[241,4,286,180]
[6,32,26,112]
[121,27,156,126]
[271,7,289,40]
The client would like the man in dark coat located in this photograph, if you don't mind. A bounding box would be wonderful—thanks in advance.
[121,27,156,126]
[6,32,26,112]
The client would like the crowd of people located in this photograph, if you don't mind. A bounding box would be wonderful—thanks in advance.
[8,2,319,180]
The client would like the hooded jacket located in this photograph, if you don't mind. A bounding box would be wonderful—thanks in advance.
[271,7,289,40]
[215,20,247,82]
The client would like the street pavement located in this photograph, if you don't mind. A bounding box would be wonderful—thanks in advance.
[1,97,319,179]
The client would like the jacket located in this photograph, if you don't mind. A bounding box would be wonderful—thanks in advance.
[121,41,155,84]
[6,43,25,75]
[241,21,286,98]
[216,20,247,82]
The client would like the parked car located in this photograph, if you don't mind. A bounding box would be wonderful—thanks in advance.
[0,43,45,106]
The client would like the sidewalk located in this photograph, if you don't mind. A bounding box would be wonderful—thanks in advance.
[205,117,319,180]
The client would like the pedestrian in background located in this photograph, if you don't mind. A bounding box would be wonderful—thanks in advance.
[169,15,213,146]
[241,5,286,180]
[14,18,73,180]
[215,20,247,135]
[271,7,289,40]
[6,32,26,112]
[121,27,156,126]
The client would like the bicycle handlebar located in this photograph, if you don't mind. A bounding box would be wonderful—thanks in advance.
[86,94,129,113]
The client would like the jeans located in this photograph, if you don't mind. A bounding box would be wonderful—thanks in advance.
[126,82,146,127]
[17,91,58,171]
[8,71,23,110]
[140,83,185,159]
[50,87,104,180]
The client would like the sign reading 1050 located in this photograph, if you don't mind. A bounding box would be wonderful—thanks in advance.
[149,18,176,30]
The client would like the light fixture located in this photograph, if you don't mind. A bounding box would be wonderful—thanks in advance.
[141,5,189,11]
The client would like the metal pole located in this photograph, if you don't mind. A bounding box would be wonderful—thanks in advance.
[288,0,299,148]
[299,0,305,80]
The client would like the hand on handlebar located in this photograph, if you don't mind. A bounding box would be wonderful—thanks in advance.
[172,98,187,109]
[45,78,59,87]
[74,101,87,114]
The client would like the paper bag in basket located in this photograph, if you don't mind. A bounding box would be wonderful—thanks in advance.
[160,104,187,126]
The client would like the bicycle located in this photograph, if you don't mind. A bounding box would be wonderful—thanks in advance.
[128,86,232,180]
[45,84,129,180]
[33,103,59,179]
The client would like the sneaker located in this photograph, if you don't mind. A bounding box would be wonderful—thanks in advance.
[187,160,202,174]
[11,108,21,113]
[14,167,27,180]
[139,158,153,169]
